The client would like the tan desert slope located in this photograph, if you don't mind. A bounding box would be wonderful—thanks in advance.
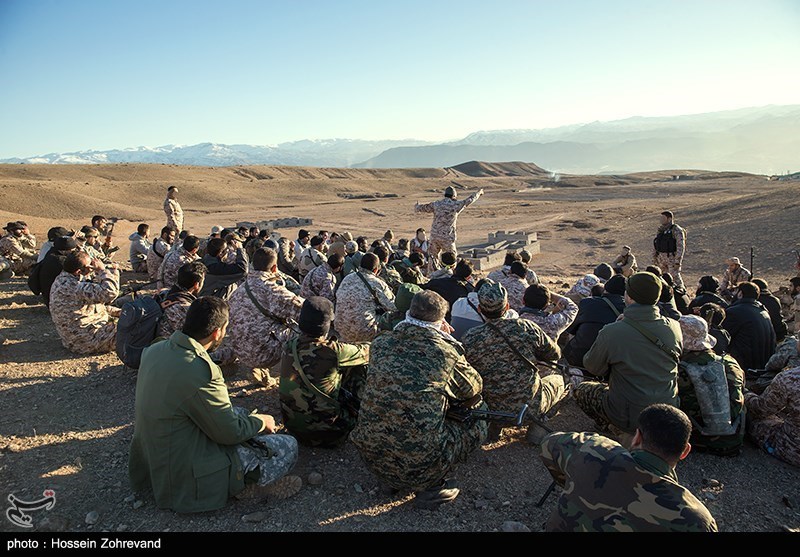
[0,162,795,284]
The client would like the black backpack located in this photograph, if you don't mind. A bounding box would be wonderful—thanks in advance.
[116,296,163,369]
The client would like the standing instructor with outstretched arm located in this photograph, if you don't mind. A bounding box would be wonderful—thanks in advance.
[415,186,483,274]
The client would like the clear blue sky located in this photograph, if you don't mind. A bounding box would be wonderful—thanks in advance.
[1,0,798,157]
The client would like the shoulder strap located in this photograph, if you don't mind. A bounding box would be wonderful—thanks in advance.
[621,318,680,363]
[289,338,339,405]
[355,270,386,310]
[244,279,294,330]
[466,297,539,372]
[601,296,621,317]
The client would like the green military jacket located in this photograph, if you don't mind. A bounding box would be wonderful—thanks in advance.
[129,331,263,513]
[278,334,370,447]
[540,432,717,532]
[583,303,682,432]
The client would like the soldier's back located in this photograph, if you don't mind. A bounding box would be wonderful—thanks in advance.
[541,432,716,532]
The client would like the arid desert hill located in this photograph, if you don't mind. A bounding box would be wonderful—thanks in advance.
[1,162,798,285]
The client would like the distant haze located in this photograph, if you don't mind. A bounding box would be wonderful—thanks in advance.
[2,105,798,175]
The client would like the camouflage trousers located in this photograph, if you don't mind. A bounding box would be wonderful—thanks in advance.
[131,260,148,273]
[654,253,684,290]
[747,416,800,468]
[62,320,117,355]
[532,374,568,418]
[237,434,299,486]
[10,255,36,276]
[427,237,457,274]
[574,381,612,429]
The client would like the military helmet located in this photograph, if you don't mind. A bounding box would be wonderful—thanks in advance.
[444,186,457,198]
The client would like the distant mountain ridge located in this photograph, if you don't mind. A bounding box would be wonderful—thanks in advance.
[2,105,798,174]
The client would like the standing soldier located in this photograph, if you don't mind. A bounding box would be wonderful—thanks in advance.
[652,211,686,290]
[415,186,483,274]
[164,185,184,234]
[0,221,38,276]
[49,251,120,355]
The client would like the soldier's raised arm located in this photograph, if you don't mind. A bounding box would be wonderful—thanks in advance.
[456,188,483,211]
[77,265,119,305]
[415,200,435,213]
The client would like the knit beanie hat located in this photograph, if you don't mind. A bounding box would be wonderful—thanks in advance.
[594,263,614,281]
[298,297,334,337]
[604,274,626,296]
[626,272,662,305]
[396,283,423,313]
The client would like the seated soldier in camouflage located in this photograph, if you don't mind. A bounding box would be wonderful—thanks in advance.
[372,245,403,294]
[390,252,427,286]
[745,366,800,468]
[462,282,564,443]
[540,404,717,532]
[278,297,370,448]
[351,291,487,510]
[677,315,745,456]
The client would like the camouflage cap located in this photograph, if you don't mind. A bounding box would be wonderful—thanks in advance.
[3,221,23,231]
[679,315,717,352]
[345,240,358,254]
[478,282,508,314]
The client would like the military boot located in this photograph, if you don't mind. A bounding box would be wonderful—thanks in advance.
[413,478,459,510]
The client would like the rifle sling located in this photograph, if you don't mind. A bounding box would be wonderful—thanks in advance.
[465,298,539,373]
[621,318,681,363]
[601,296,621,317]
[355,270,387,312]
[244,280,293,330]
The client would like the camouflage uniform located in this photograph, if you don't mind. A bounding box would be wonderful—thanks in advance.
[498,273,528,312]
[519,294,579,342]
[378,263,403,294]
[278,334,370,447]
[565,274,602,304]
[0,233,37,275]
[298,247,325,280]
[653,223,686,290]
[765,336,800,371]
[164,195,184,233]
[391,259,426,286]
[540,432,717,532]
[745,367,800,467]
[613,252,638,277]
[719,265,751,297]
[299,263,335,302]
[48,269,120,354]
[677,351,746,455]
[146,238,171,281]
[415,191,482,273]
[225,270,304,370]
[350,321,488,491]
[19,232,36,252]
[156,288,195,339]
[793,294,800,335]
[157,246,199,290]
[81,242,108,264]
[462,316,563,418]
[279,271,302,296]
[334,271,396,343]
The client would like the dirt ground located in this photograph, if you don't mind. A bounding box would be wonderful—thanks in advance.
[1,164,800,532]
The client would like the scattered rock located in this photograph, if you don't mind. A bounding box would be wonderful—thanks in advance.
[482,488,497,500]
[354,484,364,493]
[501,521,531,532]
[573,221,593,229]
[242,511,267,523]
[474,499,489,510]
[132,500,144,509]
[123,495,136,504]
[307,472,323,486]
[705,493,718,501]
[703,478,721,488]
[501,500,512,508]
[116,524,129,532]
[38,515,69,532]
[85,511,99,525]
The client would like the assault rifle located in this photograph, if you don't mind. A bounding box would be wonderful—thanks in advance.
[447,395,529,427]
